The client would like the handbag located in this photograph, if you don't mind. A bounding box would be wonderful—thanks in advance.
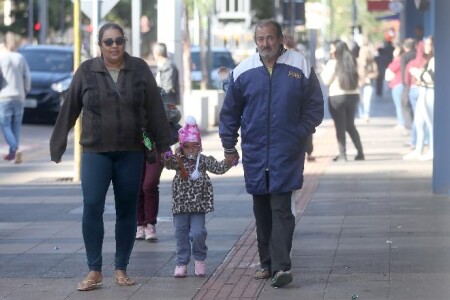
[141,128,157,163]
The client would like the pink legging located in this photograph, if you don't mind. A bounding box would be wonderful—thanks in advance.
[137,158,164,226]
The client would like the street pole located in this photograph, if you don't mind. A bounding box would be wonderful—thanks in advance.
[290,0,295,37]
[27,0,34,44]
[38,0,48,44]
[131,0,141,57]
[73,0,82,183]
[90,0,99,57]
[351,0,357,48]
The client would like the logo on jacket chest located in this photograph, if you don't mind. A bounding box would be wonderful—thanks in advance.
[288,70,301,79]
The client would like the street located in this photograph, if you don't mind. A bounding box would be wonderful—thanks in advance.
[0,124,74,185]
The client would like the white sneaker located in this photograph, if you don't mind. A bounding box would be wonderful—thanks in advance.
[403,151,420,160]
[135,226,145,240]
[145,224,157,241]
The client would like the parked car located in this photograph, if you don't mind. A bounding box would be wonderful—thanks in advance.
[190,46,236,89]
[18,45,89,123]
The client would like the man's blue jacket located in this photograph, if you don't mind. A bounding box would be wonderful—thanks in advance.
[219,49,324,195]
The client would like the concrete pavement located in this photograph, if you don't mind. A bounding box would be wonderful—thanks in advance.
[1,95,450,299]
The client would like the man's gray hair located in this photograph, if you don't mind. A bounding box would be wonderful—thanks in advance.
[254,19,283,41]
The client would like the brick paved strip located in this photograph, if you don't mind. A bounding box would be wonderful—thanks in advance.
[193,127,334,300]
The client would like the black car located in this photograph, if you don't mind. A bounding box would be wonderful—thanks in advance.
[18,45,89,123]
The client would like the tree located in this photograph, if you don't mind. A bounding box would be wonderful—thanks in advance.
[251,0,273,20]
[184,0,213,90]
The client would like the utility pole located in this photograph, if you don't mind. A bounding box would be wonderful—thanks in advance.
[290,0,295,37]
[27,0,34,43]
[351,0,358,48]
[73,0,82,182]
[38,0,48,44]
[131,0,141,57]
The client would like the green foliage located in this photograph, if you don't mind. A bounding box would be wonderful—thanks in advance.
[251,0,273,20]
[327,0,384,42]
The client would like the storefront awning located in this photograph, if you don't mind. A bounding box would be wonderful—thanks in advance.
[367,0,390,11]
[376,13,400,20]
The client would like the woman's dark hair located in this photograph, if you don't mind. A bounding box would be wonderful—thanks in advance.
[332,39,358,90]
[98,23,124,45]
[424,35,434,58]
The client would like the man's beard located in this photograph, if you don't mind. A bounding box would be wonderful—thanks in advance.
[259,47,278,60]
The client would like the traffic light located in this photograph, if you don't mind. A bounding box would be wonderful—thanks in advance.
[34,22,41,32]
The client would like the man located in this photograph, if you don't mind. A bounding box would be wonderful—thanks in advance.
[152,42,180,105]
[0,32,31,163]
[219,20,324,288]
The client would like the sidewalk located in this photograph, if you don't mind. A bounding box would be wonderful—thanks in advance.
[1,96,450,299]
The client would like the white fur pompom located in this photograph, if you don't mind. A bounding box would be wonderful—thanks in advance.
[185,115,197,126]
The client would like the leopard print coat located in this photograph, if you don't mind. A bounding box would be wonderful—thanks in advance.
[164,153,231,214]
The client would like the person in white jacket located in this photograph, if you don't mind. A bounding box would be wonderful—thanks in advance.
[0,32,31,163]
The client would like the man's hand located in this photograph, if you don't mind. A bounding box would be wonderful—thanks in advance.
[224,150,239,167]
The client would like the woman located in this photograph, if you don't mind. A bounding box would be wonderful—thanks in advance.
[50,23,171,291]
[357,41,378,122]
[386,43,405,129]
[321,40,364,161]
[403,36,434,161]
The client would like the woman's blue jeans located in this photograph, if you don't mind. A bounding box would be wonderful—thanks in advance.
[391,84,404,126]
[81,151,144,272]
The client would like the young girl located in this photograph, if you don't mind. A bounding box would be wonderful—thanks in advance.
[163,116,234,278]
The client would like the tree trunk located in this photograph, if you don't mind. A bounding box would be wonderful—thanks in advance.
[198,11,208,90]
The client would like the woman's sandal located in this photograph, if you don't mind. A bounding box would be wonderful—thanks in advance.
[114,276,135,286]
[77,279,103,291]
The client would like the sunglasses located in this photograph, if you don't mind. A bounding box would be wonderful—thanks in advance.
[102,37,126,47]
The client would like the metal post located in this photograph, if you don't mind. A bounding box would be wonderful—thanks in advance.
[433,0,450,194]
[351,0,357,47]
[290,0,295,36]
[73,0,82,183]
[38,0,48,44]
[28,0,34,44]
[131,0,141,57]
[90,0,99,57]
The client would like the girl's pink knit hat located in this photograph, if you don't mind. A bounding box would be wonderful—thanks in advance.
[178,116,201,145]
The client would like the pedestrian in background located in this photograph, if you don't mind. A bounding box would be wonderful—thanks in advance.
[357,40,378,122]
[0,32,31,164]
[404,40,430,149]
[219,19,324,288]
[136,42,181,242]
[50,23,171,291]
[152,42,180,105]
[322,39,364,161]
[163,116,233,278]
[400,38,417,132]
[283,34,316,162]
[403,36,434,161]
[385,43,405,129]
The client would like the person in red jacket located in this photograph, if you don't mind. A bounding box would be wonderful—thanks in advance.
[385,43,405,128]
